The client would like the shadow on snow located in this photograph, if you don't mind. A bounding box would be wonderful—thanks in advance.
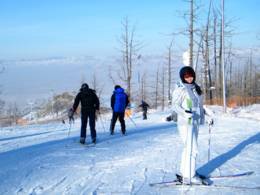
[0,122,177,168]
[197,132,260,177]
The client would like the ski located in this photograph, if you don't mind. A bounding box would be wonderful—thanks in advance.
[150,177,210,187]
[150,171,255,188]
[150,181,260,190]
[149,179,179,187]
[197,171,254,179]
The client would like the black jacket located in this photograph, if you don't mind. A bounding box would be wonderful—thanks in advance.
[139,101,149,111]
[73,88,100,113]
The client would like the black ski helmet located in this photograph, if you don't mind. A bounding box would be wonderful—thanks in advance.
[114,85,121,90]
[81,83,89,91]
[179,66,196,83]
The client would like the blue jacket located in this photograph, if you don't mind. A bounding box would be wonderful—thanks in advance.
[111,88,129,113]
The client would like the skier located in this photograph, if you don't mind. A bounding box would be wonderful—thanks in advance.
[139,100,150,120]
[172,66,213,184]
[110,85,129,135]
[69,83,100,144]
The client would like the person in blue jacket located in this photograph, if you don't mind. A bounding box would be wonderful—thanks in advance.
[110,85,129,135]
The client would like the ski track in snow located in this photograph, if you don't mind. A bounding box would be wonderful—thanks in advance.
[0,108,260,195]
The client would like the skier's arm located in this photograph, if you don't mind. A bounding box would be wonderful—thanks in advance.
[144,102,149,107]
[72,93,81,112]
[111,94,115,109]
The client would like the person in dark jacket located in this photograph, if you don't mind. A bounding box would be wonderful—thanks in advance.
[70,83,100,144]
[139,100,150,120]
[110,85,129,135]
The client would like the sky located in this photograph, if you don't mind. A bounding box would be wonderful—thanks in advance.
[0,0,259,60]
[0,0,259,108]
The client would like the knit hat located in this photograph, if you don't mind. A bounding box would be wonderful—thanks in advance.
[114,85,121,90]
[80,83,89,91]
[179,66,196,83]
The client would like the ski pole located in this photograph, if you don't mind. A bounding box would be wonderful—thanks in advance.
[128,115,137,127]
[208,124,212,162]
[182,121,190,188]
[65,119,72,148]
[98,112,106,133]
[67,119,72,138]
[67,112,74,138]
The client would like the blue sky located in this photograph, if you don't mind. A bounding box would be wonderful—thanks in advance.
[0,0,259,59]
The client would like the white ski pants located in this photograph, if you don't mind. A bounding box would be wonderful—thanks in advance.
[178,120,199,179]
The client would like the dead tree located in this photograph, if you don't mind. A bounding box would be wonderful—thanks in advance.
[91,72,104,99]
[138,72,148,102]
[189,0,194,67]
[201,0,213,103]
[155,67,159,109]
[161,66,166,111]
[167,40,174,105]
[114,17,142,101]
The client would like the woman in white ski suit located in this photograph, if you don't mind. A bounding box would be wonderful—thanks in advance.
[172,66,205,183]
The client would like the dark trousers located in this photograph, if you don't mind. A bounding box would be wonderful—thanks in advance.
[143,110,147,120]
[80,110,96,140]
[110,112,126,134]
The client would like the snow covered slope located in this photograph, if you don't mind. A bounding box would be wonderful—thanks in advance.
[0,106,259,195]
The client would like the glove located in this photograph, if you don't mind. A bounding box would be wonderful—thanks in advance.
[183,111,192,124]
[166,115,172,122]
[184,110,192,119]
[207,118,214,125]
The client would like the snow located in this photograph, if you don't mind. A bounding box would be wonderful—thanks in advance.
[0,106,260,195]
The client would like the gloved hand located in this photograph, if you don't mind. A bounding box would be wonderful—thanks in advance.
[184,110,192,124]
[166,115,172,122]
[184,110,192,119]
[207,118,214,125]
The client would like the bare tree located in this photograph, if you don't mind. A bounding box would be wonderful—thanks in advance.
[189,0,194,67]
[113,17,142,101]
[154,67,160,109]
[7,102,20,125]
[212,9,218,101]
[180,0,201,68]
[161,66,166,111]
[167,40,174,105]
[201,0,213,103]
[91,72,105,100]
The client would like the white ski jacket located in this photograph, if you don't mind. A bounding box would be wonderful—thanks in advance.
[171,81,205,125]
